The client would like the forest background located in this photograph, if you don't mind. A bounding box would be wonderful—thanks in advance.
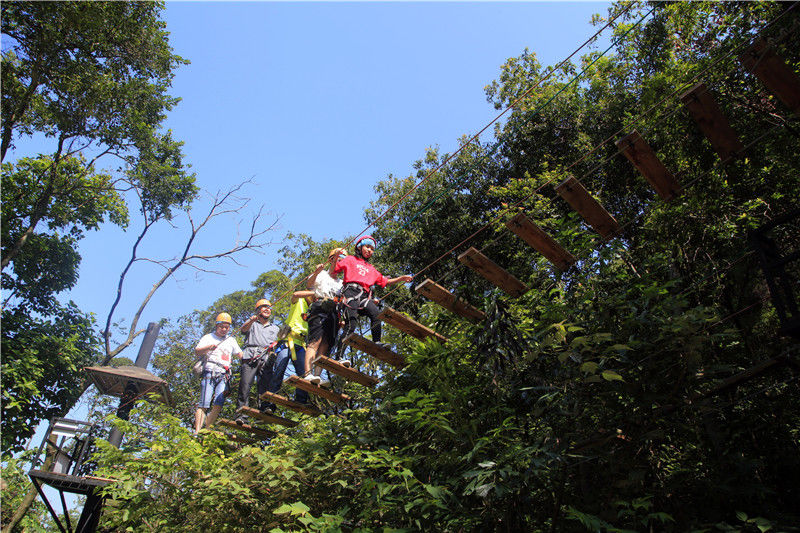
[2,1,799,532]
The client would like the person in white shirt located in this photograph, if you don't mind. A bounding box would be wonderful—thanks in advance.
[193,312,242,433]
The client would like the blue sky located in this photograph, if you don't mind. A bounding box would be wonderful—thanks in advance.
[52,1,613,347]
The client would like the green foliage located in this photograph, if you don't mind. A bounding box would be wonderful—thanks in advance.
[1,450,49,530]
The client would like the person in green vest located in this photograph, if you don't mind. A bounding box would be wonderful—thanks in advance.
[260,293,311,412]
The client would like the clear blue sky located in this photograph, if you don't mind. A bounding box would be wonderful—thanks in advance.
[17,0,616,514]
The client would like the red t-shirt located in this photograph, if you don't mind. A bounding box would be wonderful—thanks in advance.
[333,255,389,291]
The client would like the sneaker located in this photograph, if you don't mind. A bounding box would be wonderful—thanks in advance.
[259,404,275,415]
[319,379,331,388]
[308,375,321,385]
[340,359,352,368]
[235,415,247,426]
[374,342,390,350]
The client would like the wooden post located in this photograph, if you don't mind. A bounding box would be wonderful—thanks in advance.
[740,38,800,115]
[458,247,529,297]
[616,130,681,201]
[416,279,486,323]
[505,213,576,270]
[378,306,448,344]
[553,177,621,239]
[679,83,744,163]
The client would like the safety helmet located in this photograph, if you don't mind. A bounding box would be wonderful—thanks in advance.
[355,235,376,251]
[215,312,232,324]
[327,247,347,262]
[255,298,272,310]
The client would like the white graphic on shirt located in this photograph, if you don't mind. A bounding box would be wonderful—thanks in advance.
[356,264,369,277]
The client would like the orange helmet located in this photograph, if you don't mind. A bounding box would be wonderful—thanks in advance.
[255,299,271,310]
[215,312,232,324]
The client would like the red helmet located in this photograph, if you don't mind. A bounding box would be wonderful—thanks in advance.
[355,235,377,250]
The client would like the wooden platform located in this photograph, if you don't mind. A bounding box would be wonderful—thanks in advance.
[313,355,380,388]
[260,391,322,417]
[457,247,529,297]
[285,375,351,404]
[616,130,681,201]
[237,406,298,428]
[217,418,277,439]
[416,278,486,323]
[505,213,577,270]
[378,306,448,343]
[554,177,621,240]
[343,334,407,369]
[28,469,113,496]
[679,82,744,163]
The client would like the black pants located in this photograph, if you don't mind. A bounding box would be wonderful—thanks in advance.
[237,356,270,410]
[336,285,381,357]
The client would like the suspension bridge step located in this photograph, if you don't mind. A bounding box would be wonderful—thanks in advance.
[740,37,800,115]
[554,177,621,240]
[616,130,681,201]
[236,406,298,428]
[217,418,277,439]
[208,429,258,446]
[506,213,577,271]
[285,375,351,404]
[260,391,322,417]
[313,355,379,388]
[378,306,448,343]
[679,82,744,163]
[343,334,407,369]
[416,278,486,323]
[458,247,529,297]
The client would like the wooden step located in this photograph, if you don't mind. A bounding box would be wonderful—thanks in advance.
[378,306,448,343]
[313,355,379,388]
[259,391,322,417]
[208,429,258,446]
[416,278,486,323]
[740,38,800,115]
[616,130,681,201]
[553,177,621,240]
[505,213,577,270]
[285,375,351,404]
[216,418,277,439]
[236,406,298,428]
[457,247,529,297]
[343,334,407,369]
[679,82,744,163]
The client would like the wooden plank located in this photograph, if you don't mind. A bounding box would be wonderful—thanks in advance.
[259,391,322,417]
[679,82,744,163]
[208,429,258,446]
[457,247,529,297]
[553,177,621,240]
[378,306,448,343]
[505,212,577,271]
[285,375,351,404]
[343,334,407,369]
[616,130,681,201]
[415,278,486,323]
[216,418,277,439]
[740,38,800,115]
[237,406,298,428]
[313,355,379,388]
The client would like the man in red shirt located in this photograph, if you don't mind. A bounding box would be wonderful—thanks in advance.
[333,235,412,358]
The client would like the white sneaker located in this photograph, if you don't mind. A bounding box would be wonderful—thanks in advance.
[340,359,352,368]
[308,375,321,385]
[319,379,331,388]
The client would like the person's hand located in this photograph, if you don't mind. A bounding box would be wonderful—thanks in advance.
[400,275,413,283]
[205,344,218,353]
